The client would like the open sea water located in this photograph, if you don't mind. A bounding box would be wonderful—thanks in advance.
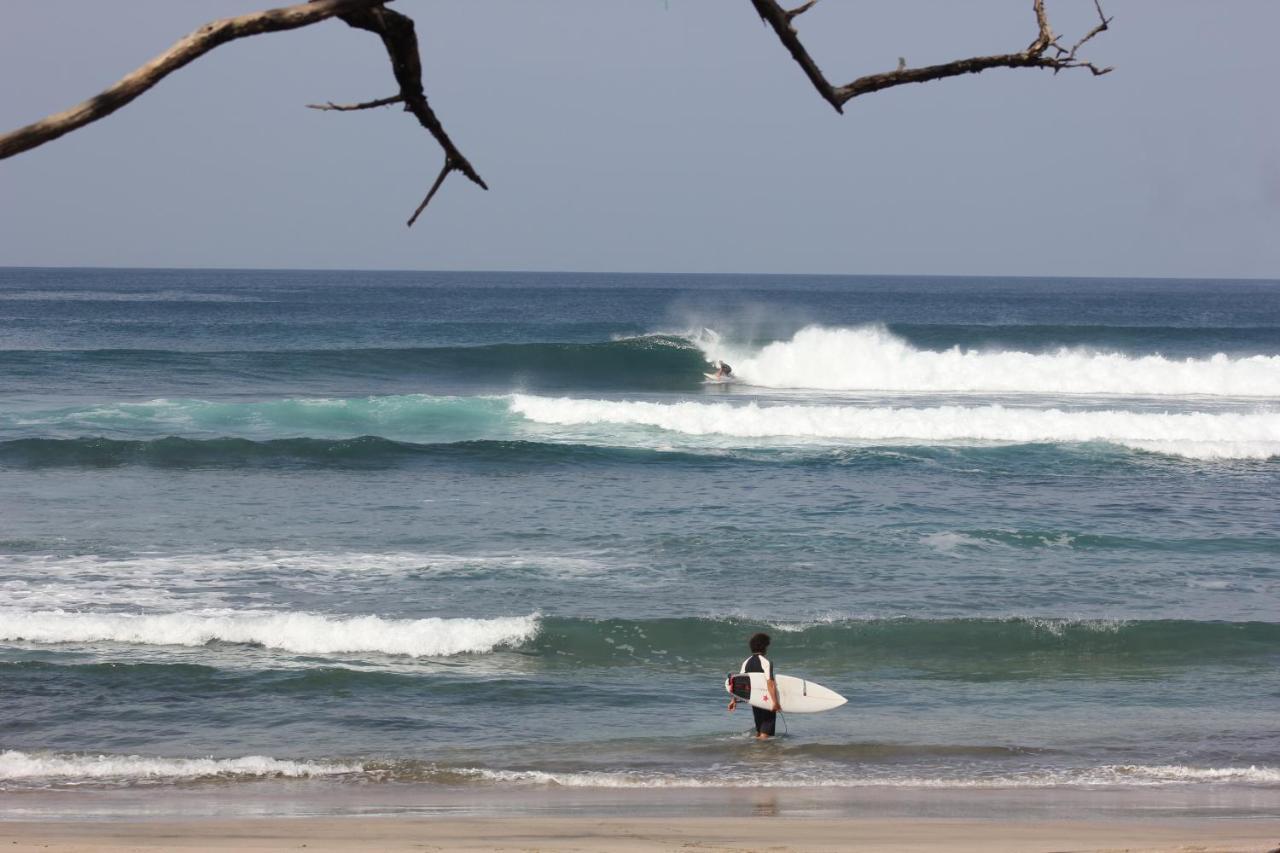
[1,268,1278,802]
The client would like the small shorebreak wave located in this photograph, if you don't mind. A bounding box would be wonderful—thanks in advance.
[0,750,359,786]
[2,749,1276,790]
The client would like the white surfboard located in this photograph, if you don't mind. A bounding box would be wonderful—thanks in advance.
[703,373,733,384]
[725,672,847,714]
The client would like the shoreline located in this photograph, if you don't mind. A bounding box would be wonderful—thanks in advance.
[6,784,1277,850]
[6,782,1279,819]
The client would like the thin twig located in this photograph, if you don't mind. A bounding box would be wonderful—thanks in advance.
[786,1,819,22]
[407,161,453,228]
[337,4,487,226]
[1068,0,1112,60]
[306,95,403,111]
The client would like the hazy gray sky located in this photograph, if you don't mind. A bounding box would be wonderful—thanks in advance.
[1,1,1277,278]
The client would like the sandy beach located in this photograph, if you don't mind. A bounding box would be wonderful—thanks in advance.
[2,815,1278,852]
[3,785,1278,853]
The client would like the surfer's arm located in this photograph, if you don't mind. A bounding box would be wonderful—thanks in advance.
[767,677,780,711]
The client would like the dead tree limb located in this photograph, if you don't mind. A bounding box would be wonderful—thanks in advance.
[333,4,487,225]
[0,0,386,159]
[0,0,487,227]
[750,0,1112,114]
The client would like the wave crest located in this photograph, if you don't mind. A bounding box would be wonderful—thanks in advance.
[0,750,358,783]
[5,750,1275,789]
[0,610,539,658]
[701,325,1280,396]
[510,395,1280,460]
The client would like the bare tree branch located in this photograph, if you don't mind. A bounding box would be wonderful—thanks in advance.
[332,4,488,225]
[408,160,452,228]
[750,0,1112,112]
[1066,0,1113,64]
[0,0,488,228]
[749,0,843,111]
[306,95,403,111]
[0,0,387,159]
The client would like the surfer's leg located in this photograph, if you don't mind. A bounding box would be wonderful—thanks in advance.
[751,707,776,738]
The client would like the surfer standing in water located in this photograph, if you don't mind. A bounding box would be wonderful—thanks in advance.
[727,632,780,739]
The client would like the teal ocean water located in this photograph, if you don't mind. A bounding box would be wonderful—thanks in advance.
[1,268,1277,796]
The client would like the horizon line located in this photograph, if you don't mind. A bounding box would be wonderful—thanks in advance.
[1,264,1278,284]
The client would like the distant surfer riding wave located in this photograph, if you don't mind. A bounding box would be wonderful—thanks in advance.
[691,324,1280,396]
[704,360,733,382]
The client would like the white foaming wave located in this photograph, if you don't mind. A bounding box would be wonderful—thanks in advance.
[700,325,1280,396]
[0,550,606,610]
[922,531,987,553]
[0,750,358,783]
[4,754,1275,788]
[509,395,1280,460]
[1,549,605,579]
[0,609,539,658]
[0,578,190,611]
[454,764,1280,789]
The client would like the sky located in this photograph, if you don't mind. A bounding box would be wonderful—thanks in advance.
[1,0,1278,278]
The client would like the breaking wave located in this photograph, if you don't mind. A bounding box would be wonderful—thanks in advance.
[0,750,358,785]
[699,325,1280,396]
[440,763,1280,789]
[510,395,1280,460]
[0,610,539,658]
[3,749,1275,789]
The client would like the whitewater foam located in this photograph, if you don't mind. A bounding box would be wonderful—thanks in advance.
[0,609,540,658]
[509,395,1280,460]
[0,750,358,783]
[0,550,606,610]
[450,763,1280,789]
[3,749,1276,789]
[699,325,1280,396]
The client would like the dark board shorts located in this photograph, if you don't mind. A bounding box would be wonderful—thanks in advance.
[752,706,776,736]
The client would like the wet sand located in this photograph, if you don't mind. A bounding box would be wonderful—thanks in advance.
[2,814,1279,852]
[2,785,1278,853]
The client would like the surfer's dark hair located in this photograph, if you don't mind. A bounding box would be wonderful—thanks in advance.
[749,632,771,653]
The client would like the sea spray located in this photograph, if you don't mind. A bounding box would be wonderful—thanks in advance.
[698,325,1280,396]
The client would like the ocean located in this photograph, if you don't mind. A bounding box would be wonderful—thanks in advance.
[1,267,1277,808]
